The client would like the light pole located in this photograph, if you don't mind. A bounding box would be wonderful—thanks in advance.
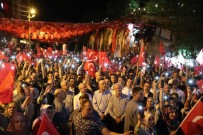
[27,8,36,49]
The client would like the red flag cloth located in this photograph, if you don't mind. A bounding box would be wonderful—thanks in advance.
[53,50,62,58]
[98,52,111,72]
[138,46,146,66]
[109,63,119,74]
[84,62,96,77]
[43,47,53,58]
[16,52,31,62]
[196,48,203,65]
[197,80,203,93]
[179,98,203,135]
[37,45,43,56]
[194,66,201,76]
[159,41,165,56]
[130,55,138,64]
[0,63,15,104]
[0,51,9,60]
[154,54,161,68]
[37,114,60,135]
[87,49,98,61]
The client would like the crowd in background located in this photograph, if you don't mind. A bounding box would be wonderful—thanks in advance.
[0,41,203,135]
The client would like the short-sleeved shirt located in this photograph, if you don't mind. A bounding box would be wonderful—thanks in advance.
[72,112,105,135]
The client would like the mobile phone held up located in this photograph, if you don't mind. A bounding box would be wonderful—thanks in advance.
[138,105,144,118]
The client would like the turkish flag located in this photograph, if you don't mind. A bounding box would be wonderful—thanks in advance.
[154,54,161,68]
[43,47,53,58]
[109,63,119,74]
[130,55,139,64]
[84,62,96,77]
[37,45,43,56]
[98,52,111,72]
[194,66,201,76]
[197,80,203,93]
[16,52,31,62]
[159,41,165,56]
[138,46,146,66]
[87,49,98,61]
[0,63,15,104]
[179,98,203,135]
[0,51,9,60]
[37,114,60,135]
[196,48,203,65]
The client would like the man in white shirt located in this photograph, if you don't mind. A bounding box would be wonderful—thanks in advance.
[108,83,130,133]
[93,79,112,128]
[73,83,92,110]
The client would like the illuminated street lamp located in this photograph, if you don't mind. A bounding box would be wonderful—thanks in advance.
[27,8,36,49]
[27,8,36,21]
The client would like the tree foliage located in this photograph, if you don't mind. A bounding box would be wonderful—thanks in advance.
[106,0,203,51]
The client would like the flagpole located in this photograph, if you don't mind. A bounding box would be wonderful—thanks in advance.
[177,96,203,129]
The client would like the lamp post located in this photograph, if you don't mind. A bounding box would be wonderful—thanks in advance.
[27,8,36,49]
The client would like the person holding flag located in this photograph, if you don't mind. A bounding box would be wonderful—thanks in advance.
[32,104,59,135]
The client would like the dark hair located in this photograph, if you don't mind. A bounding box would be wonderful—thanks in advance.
[171,93,179,99]
[47,106,54,110]
[132,86,143,95]
[81,99,92,109]
[79,94,89,100]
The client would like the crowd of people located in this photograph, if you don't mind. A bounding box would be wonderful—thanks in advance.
[0,42,202,135]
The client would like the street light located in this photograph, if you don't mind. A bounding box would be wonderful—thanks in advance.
[27,8,36,21]
[27,8,36,49]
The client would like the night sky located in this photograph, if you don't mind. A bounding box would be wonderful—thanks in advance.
[32,0,108,23]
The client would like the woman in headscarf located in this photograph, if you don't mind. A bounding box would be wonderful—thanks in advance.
[7,112,32,135]
[32,104,56,135]
[156,105,179,135]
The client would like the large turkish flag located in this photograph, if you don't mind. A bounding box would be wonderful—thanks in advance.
[0,63,15,104]
[84,61,96,77]
[179,98,203,135]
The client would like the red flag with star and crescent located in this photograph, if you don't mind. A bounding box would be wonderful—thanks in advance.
[87,49,98,62]
[84,61,96,77]
[0,63,15,104]
[179,98,203,135]
[98,52,111,72]
[138,46,146,66]
[16,52,31,62]
[37,114,60,135]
